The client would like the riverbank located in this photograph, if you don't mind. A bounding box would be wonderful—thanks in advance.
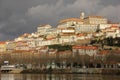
[21,68,120,75]
[21,69,71,74]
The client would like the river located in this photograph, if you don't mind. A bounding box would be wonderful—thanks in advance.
[0,74,120,80]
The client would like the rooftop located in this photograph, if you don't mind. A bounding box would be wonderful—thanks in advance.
[59,18,83,24]
[72,46,98,50]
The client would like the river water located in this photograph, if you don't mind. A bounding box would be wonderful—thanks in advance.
[0,74,120,80]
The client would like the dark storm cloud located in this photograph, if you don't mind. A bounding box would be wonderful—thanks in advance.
[0,0,120,41]
[100,0,120,6]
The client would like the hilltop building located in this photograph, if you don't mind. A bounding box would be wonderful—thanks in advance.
[80,12,85,19]
[84,16,108,24]
[57,12,108,34]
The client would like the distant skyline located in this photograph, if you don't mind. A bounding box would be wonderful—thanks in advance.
[0,0,120,41]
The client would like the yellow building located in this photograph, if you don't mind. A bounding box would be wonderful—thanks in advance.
[0,42,6,52]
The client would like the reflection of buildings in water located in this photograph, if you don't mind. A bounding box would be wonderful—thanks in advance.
[26,74,32,80]
[1,74,29,80]
[45,74,72,80]
[71,74,103,80]
[1,74,14,80]
[1,74,119,80]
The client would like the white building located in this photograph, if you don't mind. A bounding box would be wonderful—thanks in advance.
[75,24,98,33]
[72,46,98,56]
[15,41,30,51]
[37,24,52,35]
[103,26,120,38]
[99,24,120,30]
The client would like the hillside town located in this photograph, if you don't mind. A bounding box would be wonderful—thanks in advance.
[0,12,120,73]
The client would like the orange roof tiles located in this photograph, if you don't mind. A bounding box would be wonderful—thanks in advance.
[59,18,83,23]
[0,42,6,44]
[13,50,31,53]
[110,26,119,29]
[99,50,110,55]
[39,46,48,50]
[46,37,56,40]
[87,16,105,19]
[22,33,30,37]
[72,46,98,50]
[77,34,86,37]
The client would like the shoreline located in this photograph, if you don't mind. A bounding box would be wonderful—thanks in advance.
[20,68,120,75]
[0,68,120,75]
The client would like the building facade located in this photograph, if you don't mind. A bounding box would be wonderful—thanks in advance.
[72,45,98,56]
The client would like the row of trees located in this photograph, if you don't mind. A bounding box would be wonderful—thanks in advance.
[90,37,120,47]
[0,50,119,69]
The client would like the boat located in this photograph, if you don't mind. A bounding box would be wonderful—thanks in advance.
[0,65,23,73]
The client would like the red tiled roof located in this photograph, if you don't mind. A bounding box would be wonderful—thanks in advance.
[111,26,118,28]
[22,33,30,37]
[99,50,110,55]
[39,46,48,50]
[87,16,105,19]
[46,37,56,40]
[12,50,31,53]
[72,46,98,50]
[0,42,6,44]
[77,34,86,37]
[59,18,83,23]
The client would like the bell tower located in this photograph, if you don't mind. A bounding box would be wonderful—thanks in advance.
[80,12,85,19]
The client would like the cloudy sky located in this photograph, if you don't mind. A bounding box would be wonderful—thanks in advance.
[0,0,120,41]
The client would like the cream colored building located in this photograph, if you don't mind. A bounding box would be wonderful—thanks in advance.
[75,24,98,33]
[15,41,30,51]
[104,26,120,38]
[60,34,77,44]
[37,24,52,35]
[84,16,108,24]
[6,41,16,51]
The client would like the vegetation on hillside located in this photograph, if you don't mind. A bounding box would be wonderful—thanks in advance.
[48,44,72,51]
[90,37,120,47]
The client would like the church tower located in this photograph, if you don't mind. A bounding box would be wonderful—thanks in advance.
[80,12,85,19]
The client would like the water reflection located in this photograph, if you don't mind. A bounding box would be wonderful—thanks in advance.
[0,74,120,80]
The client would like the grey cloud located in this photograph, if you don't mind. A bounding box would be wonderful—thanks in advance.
[97,5,120,23]
[100,0,120,6]
[0,33,16,41]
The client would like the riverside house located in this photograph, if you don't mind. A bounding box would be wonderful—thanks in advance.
[72,45,98,56]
